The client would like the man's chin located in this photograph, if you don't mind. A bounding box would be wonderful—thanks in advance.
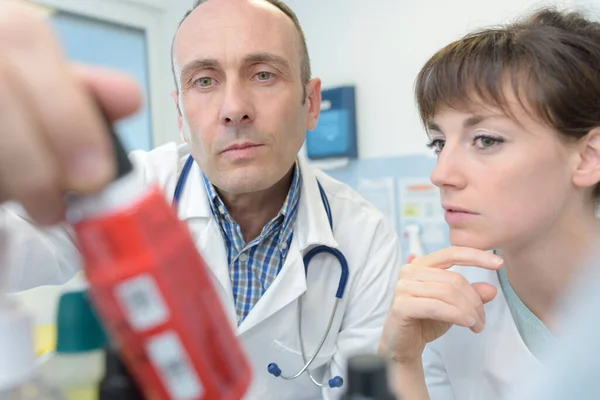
[215,173,274,194]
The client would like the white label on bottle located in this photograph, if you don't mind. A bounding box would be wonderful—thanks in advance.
[115,274,170,331]
[146,331,205,399]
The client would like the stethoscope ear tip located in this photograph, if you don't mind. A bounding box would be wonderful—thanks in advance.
[328,376,344,388]
[267,363,282,377]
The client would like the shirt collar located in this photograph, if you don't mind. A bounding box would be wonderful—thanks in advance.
[175,154,338,250]
[201,162,302,242]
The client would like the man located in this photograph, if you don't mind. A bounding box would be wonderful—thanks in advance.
[0,0,399,398]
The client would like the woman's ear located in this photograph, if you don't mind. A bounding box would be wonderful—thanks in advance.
[573,128,600,192]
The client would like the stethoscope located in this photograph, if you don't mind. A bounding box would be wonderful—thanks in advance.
[173,155,349,389]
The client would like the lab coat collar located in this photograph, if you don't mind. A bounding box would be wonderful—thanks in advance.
[294,156,339,251]
[176,158,212,221]
[175,154,340,335]
[236,159,340,335]
[175,155,339,250]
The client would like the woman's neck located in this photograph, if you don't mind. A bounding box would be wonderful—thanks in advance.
[499,205,600,329]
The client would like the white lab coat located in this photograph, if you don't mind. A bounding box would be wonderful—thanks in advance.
[0,142,400,400]
[423,266,541,400]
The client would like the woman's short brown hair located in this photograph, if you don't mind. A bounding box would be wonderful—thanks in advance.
[415,7,600,199]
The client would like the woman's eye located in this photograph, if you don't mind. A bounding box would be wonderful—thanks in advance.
[474,135,504,149]
[427,139,446,154]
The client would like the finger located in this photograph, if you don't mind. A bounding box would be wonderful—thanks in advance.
[0,66,64,225]
[397,297,477,330]
[72,64,142,122]
[406,254,417,264]
[1,8,115,193]
[411,246,503,271]
[400,267,487,327]
[396,280,483,331]
[472,282,498,304]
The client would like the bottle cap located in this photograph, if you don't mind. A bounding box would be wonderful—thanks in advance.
[56,290,107,353]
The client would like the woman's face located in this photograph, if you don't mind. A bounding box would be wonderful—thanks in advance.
[427,98,583,251]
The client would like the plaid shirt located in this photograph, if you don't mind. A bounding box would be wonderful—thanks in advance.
[202,165,302,324]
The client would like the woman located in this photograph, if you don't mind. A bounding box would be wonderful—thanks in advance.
[379,7,600,400]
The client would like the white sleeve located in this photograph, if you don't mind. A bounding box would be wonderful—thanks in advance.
[322,218,401,400]
[423,342,456,400]
[0,148,165,292]
[0,203,81,291]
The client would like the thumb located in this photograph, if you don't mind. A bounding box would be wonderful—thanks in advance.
[472,282,498,304]
[71,64,142,122]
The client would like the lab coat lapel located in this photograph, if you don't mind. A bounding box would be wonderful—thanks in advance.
[178,156,339,335]
[237,241,307,335]
[195,220,234,309]
[176,158,236,322]
[293,157,338,250]
[237,158,337,335]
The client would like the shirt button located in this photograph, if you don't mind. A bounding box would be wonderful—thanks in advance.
[281,242,288,250]
[239,253,249,262]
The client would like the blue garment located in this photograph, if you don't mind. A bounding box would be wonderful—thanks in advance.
[497,267,555,360]
[201,165,302,323]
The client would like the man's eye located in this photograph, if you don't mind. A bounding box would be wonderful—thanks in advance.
[194,77,214,87]
[255,71,274,81]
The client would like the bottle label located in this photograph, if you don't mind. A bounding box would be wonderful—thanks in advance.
[115,273,170,331]
[146,330,205,399]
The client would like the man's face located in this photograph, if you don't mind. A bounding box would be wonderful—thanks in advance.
[171,0,321,194]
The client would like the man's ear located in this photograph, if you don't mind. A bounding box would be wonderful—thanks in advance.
[305,78,322,131]
[171,89,187,142]
[573,128,600,194]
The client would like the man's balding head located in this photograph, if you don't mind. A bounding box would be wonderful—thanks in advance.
[171,0,311,92]
[168,0,322,197]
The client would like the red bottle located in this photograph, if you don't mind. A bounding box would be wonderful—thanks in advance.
[67,132,251,400]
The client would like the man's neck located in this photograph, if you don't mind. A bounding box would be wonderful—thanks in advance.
[217,167,295,243]
[499,203,600,330]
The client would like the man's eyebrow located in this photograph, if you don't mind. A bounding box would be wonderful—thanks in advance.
[244,52,291,71]
[178,53,294,84]
[180,58,221,78]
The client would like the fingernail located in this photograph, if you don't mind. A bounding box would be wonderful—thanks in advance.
[476,321,486,333]
[492,256,504,265]
[69,149,113,186]
[466,317,477,327]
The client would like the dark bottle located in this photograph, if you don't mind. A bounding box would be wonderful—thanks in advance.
[342,354,396,400]
[99,347,144,400]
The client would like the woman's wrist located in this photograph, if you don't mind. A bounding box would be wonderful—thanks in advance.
[387,357,429,400]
